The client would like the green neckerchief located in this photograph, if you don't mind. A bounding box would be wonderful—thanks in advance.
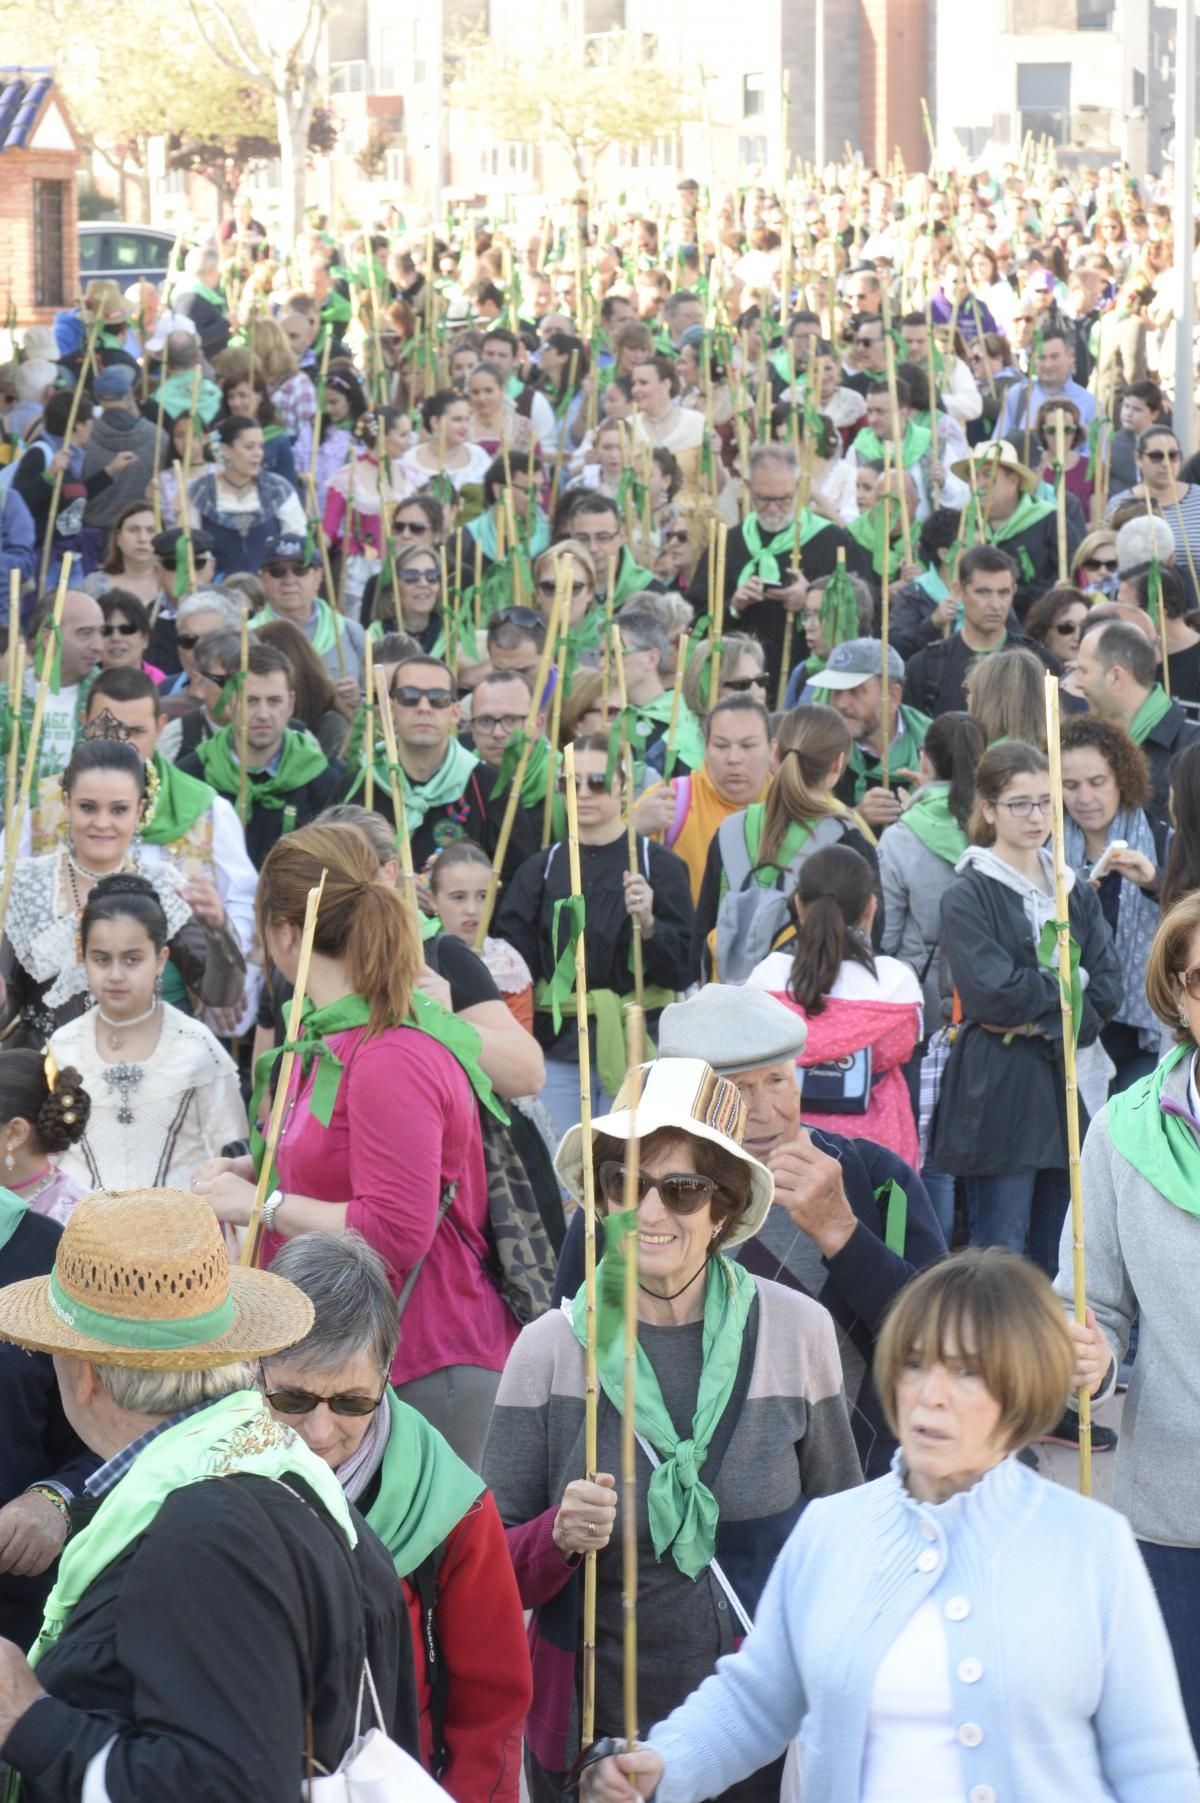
[569,1247,755,1579]
[611,549,656,605]
[1107,1045,1200,1219]
[848,705,930,798]
[491,730,557,810]
[987,492,1055,545]
[630,692,705,774]
[141,751,215,845]
[535,894,671,1097]
[364,1390,485,1576]
[467,506,550,562]
[184,278,226,311]
[28,1391,356,1671]
[1128,683,1173,746]
[849,507,904,580]
[251,599,340,660]
[399,738,479,835]
[900,782,967,865]
[916,566,950,605]
[850,419,932,470]
[817,562,860,657]
[1035,917,1082,1047]
[737,511,830,588]
[249,989,507,1187]
[194,725,329,812]
[0,1185,28,1254]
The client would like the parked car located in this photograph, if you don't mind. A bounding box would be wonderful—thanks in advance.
[78,223,178,290]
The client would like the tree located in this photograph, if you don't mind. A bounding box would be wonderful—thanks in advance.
[169,106,337,215]
[184,0,328,246]
[450,30,697,187]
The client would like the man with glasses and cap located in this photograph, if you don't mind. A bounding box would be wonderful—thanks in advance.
[820,638,931,831]
[840,312,889,398]
[146,529,218,679]
[0,1189,421,1800]
[251,531,365,707]
[552,987,945,1478]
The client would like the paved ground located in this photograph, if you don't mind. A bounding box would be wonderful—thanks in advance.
[1036,1388,1123,1501]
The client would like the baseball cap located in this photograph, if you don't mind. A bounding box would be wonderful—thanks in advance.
[262,532,318,569]
[93,366,137,401]
[819,637,905,690]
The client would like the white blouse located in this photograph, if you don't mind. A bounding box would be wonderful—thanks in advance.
[859,1598,963,1801]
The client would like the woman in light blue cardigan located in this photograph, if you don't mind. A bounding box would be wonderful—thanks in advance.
[585,1249,1197,1803]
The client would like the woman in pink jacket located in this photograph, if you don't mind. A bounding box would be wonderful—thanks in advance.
[747,843,922,1164]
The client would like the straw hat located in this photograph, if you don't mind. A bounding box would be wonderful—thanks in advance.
[950,439,1040,497]
[555,1058,774,1249]
[0,1191,314,1369]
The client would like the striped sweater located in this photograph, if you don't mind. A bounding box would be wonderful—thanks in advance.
[480,1274,861,1783]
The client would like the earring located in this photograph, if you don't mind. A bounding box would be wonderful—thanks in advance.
[4,1145,14,1172]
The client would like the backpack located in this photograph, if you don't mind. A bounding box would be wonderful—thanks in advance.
[713,809,852,983]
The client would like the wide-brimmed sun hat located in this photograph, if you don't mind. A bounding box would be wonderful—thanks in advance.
[0,1190,315,1369]
[951,439,1039,497]
[554,1058,774,1248]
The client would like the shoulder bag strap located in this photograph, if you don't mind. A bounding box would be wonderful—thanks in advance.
[396,1183,458,1323]
[631,1432,753,1635]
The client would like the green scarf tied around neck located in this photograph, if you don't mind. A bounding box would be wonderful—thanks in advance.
[850,419,932,470]
[1128,683,1172,746]
[250,599,342,661]
[1107,1044,1200,1219]
[363,1390,485,1577]
[0,1186,28,1255]
[611,550,656,606]
[987,491,1055,549]
[364,739,480,837]
[849,506,904,581]
[249,989,507,1189]
[736,511,830,589]
[193,726,329,812]
[900,783,967,866]
[570,1232,756,1579]
[141,752,215,845]
[490,729,559,812]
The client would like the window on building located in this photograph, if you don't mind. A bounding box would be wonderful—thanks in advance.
[32,179,66,310]
[1076,0,1115,25]
[1017,63,1071,146]
[1133,68,1147,108]
[737,133,768,166]
[743,73,765,118]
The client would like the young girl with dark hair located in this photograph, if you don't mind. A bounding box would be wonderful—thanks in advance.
[747,843,923,1163]
[48,873,246,1194]
[0,1049,91,1225]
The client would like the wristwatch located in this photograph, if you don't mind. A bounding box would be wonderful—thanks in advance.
[261,1188,283,1233]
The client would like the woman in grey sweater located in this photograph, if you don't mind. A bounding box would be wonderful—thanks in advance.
[1063,888,1200,1749]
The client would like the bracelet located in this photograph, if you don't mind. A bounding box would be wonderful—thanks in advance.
[260,1188,284,1233]
[27,1485,70,1524]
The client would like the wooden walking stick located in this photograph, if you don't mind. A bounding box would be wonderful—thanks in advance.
[237,606,250,826]
[662,635,690,779]
[1054,411,1069,584]
[242,871,327,1269]
[620,1003,645,1750]
[38,313,102,594]
[609,624,645,1009]
[472,596,562,951]
[882,333,914,567]
[304,475,347,680]
[542,571,571,850]
[562,739,603,1741]
[363,632,375,813]
[880,476,894,791]
[0,558,71,931]
[373,665,420,934]
[1044,672,1092,1497]
[1146,492,1172,697]
[711,521,728,699]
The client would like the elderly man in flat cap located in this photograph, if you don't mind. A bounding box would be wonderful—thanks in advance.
[555,987,945,1476]
[0,1189,420,1802]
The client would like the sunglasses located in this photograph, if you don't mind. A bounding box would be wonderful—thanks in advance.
[536,578,587,598]
[598,1161,718,1213]
[722,673,767,692]
[397,567,438,585]
[556,771,612,794]
[264,561,311,577]
[262,1383,386,1418]
[491,605,544,629]
[1050,618,1083,635]
[1143,448,1181,463]
[1086,557,1119,573]
[853,335,880,347]
[175,633,202,652]
[393,520,431,535]
[1178,967,1200,1001]
[391,684,455,709]
[102,622,141,637]
[663,529,691,546]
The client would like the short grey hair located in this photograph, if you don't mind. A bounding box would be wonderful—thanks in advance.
[620,587,691,639]
[619,610,670,659]
[1116,514,1174,578]
[195,628,241,674]
[748,442,799,482]
[178,588,243,629]
[95,1360,252,1416]
[266,1232,399,1380]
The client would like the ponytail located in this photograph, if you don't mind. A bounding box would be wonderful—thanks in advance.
[257,824,422,1036]
[787,844,876,1014]
[760,704,855,868]
[922,711,985,832]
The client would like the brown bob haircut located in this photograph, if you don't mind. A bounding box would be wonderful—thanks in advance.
[1145,894,1200,1045]
[590,1127,751,1252]
[875,1248,1074,1450]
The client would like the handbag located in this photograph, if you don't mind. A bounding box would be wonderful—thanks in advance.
[306,1663,450,1801]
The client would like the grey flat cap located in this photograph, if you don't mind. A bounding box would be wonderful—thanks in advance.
[658,985,807,1075]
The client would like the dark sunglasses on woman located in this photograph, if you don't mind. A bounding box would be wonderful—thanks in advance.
[102,622,141,637]
[556,771,612,795]
[597,1161,719,1213]
[259,1373,386,1418]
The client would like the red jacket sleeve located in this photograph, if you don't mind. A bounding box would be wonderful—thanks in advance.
[432,1494,532,1803]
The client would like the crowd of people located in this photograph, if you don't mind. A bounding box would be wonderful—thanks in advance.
[0,145,1199,1801]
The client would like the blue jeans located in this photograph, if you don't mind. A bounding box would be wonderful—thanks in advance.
[540,1058,613,1144]
[1138,1540,1200,1751]
[965,1167,1070,1277]
[921,1165,957,1246]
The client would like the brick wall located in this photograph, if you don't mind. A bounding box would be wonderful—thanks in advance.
[0,148,80,327]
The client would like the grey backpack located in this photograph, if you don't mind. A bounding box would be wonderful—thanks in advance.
[714,812,851,982]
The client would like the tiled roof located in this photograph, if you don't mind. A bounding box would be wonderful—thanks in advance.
[0,70,54,154]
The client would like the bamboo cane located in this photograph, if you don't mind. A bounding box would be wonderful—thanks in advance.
[4,587,24,850]
[925,302,942,507]
[38,314,102,594]
[562,739,602,1741]
[472,595,563,950]
[882,334,914,565]
[880,479,893,791]
[1147,492,1172,696]
[0,559,71,931]
[712,522,728,699]
[542,571,571,850]
[1054,411,1069,584]
[237,607,250,826]
[663,640,689,776]
[304,474,347,680]
[363,632,375,813]
[550,349,580,517]
[620,1004,645,1750]
[374,666,420,933]
[241,872,328,1268]
[609,625,645,1009]
[1044,673,1092,1497]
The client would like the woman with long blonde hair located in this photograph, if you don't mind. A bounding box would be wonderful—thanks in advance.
[965,645,1050,750]
[191,821,518,1469]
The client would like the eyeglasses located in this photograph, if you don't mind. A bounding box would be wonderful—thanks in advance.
[102,622,141,637]
[264,561,310,577]
[1085,557,1119,573]
[262,1382,387,1418]
[1178,966,1200,1001]
[536,578,587,598]
[175,633,202,652]
[391,684,455,709]
[722,673,767,692]
[556,771,612,795]
[994,795,1053,817]
[1050,618,1083,635]
[490,605,544,631]
[1143,448,1182,464]
[598,1161,719,1214]
[853,334,880,347]
[750,489,796,510]
[663,529,691,546]
[474,712,525,735]
[397,567,438,585]
[575,528,621,546]
[393,519,431,536]
[195,667,229,687]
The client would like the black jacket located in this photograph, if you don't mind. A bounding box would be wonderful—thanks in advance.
[0,1212,96,1649]
[0,1469,420,1803]
[552,1130,946,1478]
[932,863,1123,1176]
[686,516,871,691]
[902,629,1059,718]
[1136,697,1200,831]
[178,742,345,869]
[362,754,540,884]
